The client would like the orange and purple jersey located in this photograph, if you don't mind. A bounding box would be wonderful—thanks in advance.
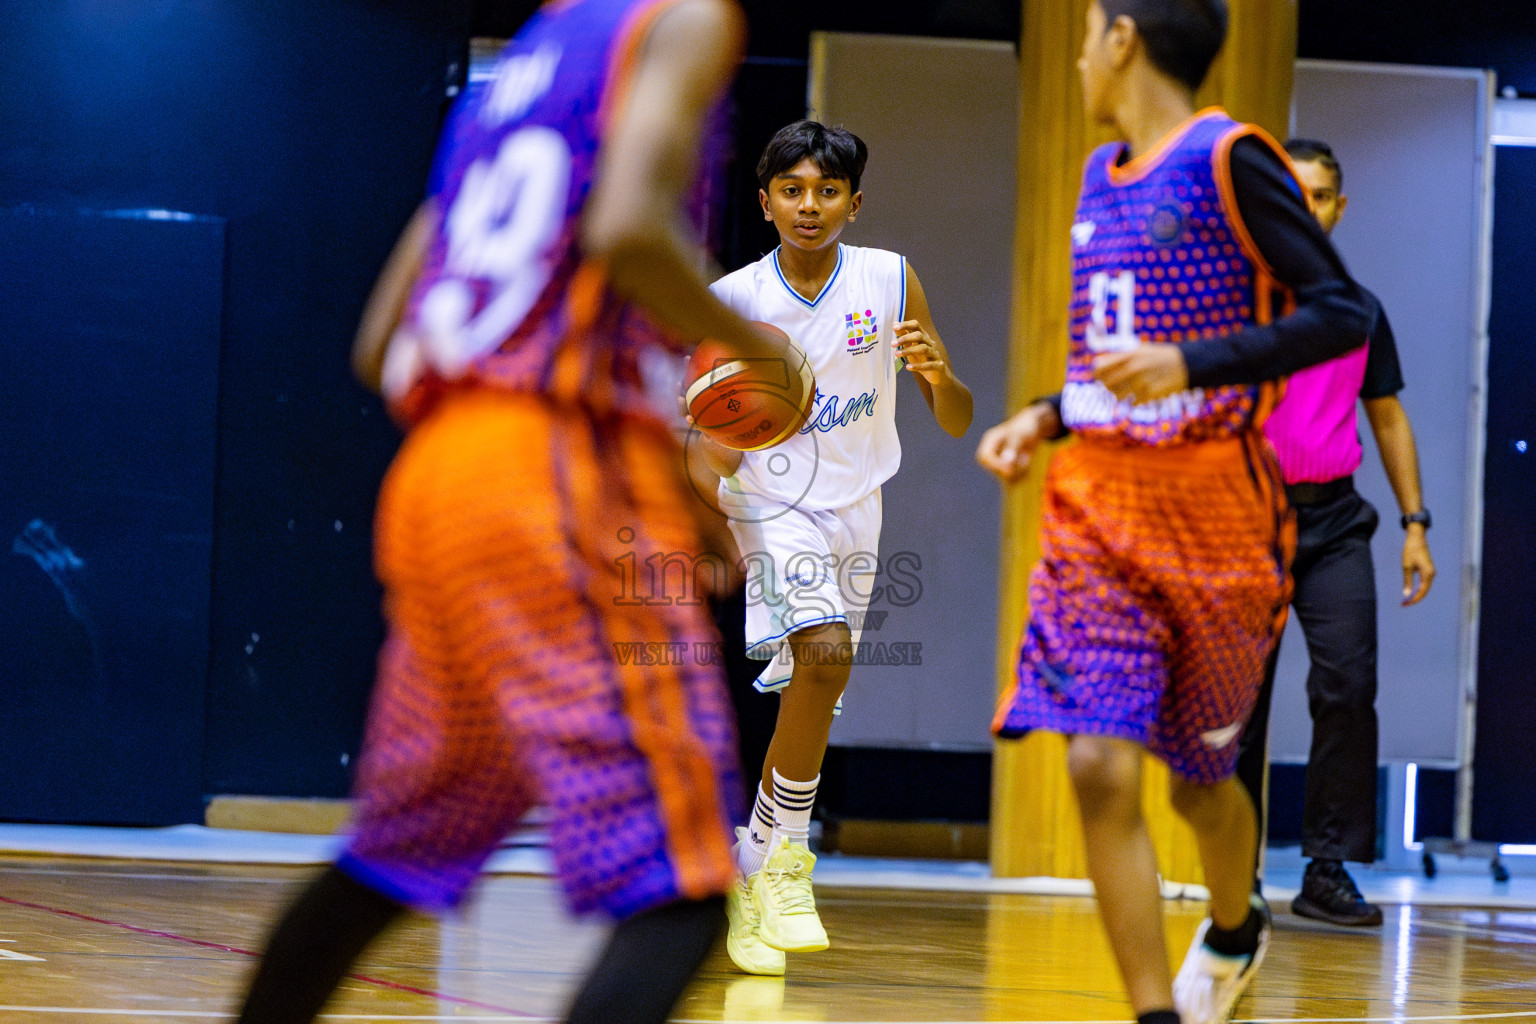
[996,111,1302,782]
[1060,109,1291,446]
[384,0,730,427]
[341,0,744,920]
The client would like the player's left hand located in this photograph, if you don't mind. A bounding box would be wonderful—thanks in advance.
[1091,345,1189,403]
[1401,528,1435,606]
[895,320,952,384]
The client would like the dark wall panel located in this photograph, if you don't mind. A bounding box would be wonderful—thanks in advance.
[1297,1,1536,95]
[1472,145,1536,843]
[0,208,223,824]
[0,1,472,816]
[197,6,470,798]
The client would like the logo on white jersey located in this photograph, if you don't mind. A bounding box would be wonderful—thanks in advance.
[1071,221,1097,247]
[843,308,880,355]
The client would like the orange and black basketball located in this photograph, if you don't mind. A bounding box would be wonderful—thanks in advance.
[683,321,815,451]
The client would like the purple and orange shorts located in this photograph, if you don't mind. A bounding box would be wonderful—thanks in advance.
[994,433,1295,783]
[339,389,741,919]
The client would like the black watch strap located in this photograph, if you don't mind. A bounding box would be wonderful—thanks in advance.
[1401,508,1432,530]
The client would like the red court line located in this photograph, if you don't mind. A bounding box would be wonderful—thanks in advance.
[0,893,540,1018]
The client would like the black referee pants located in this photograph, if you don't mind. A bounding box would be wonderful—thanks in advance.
[1237,486,1381,866]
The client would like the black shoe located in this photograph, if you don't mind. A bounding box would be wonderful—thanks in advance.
[1291,859,1383,926]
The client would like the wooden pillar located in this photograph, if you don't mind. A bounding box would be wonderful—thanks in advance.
[990,0,1298,882]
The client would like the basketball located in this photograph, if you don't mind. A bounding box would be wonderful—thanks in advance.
[684,321,816,451]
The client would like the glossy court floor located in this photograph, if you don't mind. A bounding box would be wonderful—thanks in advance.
[2,832,1536,1023]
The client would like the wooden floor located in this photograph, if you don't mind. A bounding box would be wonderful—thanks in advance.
[2,855,1536,1022]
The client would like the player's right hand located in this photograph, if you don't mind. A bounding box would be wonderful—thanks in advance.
[975,406,1048,483]
[678,394,744,478]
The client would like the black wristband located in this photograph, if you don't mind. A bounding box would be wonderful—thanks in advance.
[1032,393,1069,441]
[1401,508,1431,530]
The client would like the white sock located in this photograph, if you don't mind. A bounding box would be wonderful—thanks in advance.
[738,784,775,876]
[769,768,819,848]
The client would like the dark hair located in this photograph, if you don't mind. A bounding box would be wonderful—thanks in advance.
[1284,137,1344,191]
[1099,0,1228,93]
[756,120,869,194]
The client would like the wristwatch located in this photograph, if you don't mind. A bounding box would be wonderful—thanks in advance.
[1401,508,1432,530]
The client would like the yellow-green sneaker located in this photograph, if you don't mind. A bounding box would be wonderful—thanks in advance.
[753,837,828,953]
[725,831,785,976]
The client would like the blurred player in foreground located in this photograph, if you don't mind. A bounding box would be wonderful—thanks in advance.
[977,1,1370,1022]
[233,1,804,1022]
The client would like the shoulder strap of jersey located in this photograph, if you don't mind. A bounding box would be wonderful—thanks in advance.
[1211,121,1302,297]
[1211,121,1299,428]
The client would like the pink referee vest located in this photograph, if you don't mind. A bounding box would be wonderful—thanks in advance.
[1263,343,1369,485]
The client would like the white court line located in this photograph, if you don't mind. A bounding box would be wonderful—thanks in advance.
[1408,918,1536,944]
[0,867,301,884]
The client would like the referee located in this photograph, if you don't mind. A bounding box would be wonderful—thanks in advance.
[1237,138,1435,927]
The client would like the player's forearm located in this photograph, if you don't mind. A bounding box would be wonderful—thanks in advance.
[1030,393,1068,439]
[581,136,745,346]
[928,371,974,437]
[1181,135,1372,388]
[591,220,774,359]
[580,0,766,361]
[690,428,743,478]
[1364,396,1426,515]
[1179,282,1370,388]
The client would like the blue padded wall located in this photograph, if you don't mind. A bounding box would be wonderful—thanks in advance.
[0,208,222,823]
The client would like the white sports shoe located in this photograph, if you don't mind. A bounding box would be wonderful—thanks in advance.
[1173,896,1272,1024]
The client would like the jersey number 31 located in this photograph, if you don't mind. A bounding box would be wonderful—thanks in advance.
[1085,270,1141,353]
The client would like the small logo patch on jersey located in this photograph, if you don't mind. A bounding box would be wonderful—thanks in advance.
[1148,201,1187,245]
[1200,721,1244,750]
[1071,221,1097,247]
[845,308,879,354]
[786,566,826,589]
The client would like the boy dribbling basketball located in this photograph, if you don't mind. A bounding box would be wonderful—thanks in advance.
[696,120,973,975]
[977,3,1372,1023]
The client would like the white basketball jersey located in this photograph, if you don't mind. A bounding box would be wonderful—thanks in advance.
[709,245,906,510]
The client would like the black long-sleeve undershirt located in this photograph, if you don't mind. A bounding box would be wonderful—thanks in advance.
[1036,132,1373,430]
[1178,135,1371,388]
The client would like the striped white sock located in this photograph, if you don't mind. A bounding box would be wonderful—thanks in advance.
[770,768,819,848]
[738,784,775,876]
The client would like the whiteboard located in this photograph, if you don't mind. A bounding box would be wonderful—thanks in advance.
[1275,61,1493,767]
[804,50,1493,764]
[809,33,1017,751]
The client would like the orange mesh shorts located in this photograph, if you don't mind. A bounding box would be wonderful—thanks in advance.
[994,433,1295,783]
[339,389,740,918]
